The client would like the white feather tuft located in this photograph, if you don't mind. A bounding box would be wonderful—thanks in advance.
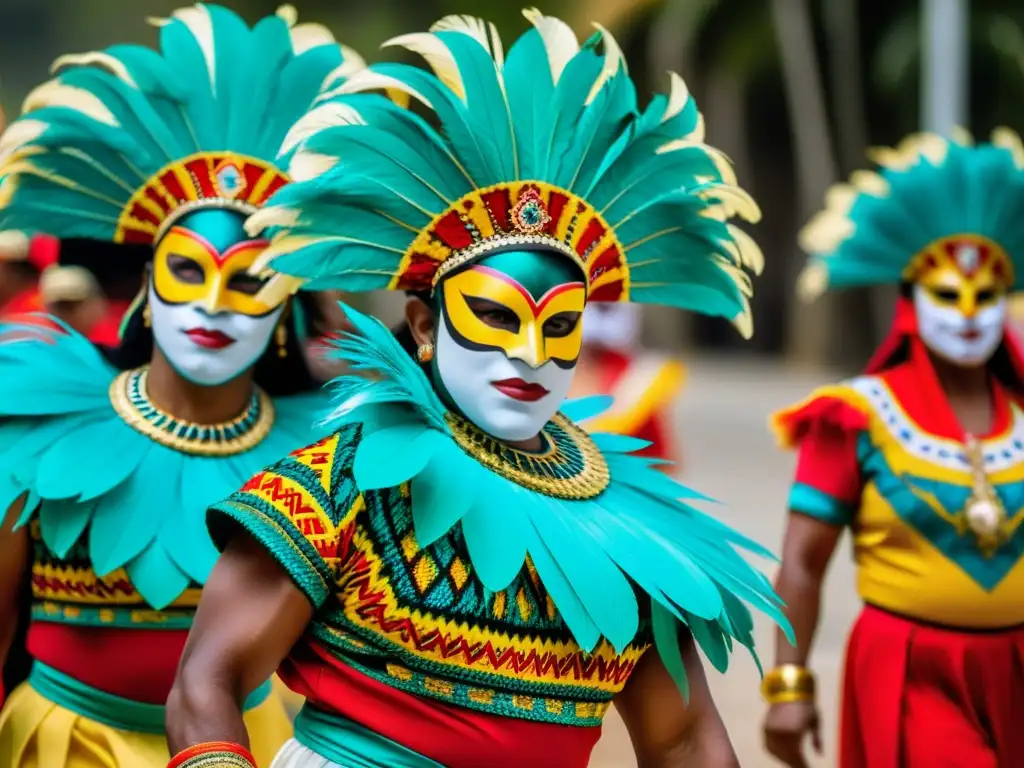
[0,119,48,163]
[522,8,579,84]
[336,69,433,110]
[51,52,139,89]
[657,139,738,187]
[250,233,322,274]
[289,150,339,182]
[21,81,119,127]
[279,102,365,157]
[275,4,298,27]
[586,24,627,105]
[170,5,216,95]
[290,23,338,56]
[319,49,368,93]
[662,72,691,122]
[245,206,302,237]
[255,273,305,307]
[993,127,1024,170]
[384,32,465,101]
[726,224,765,275]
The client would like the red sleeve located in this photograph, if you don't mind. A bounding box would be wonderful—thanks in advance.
[773,392,869,524]
[793,419,863,505]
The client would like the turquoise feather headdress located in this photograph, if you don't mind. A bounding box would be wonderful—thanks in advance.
[248,10,765,337]
[0,3,363,249]
[798,129,1024,300]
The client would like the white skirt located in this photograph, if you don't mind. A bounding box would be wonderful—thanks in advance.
[271,739,344,768]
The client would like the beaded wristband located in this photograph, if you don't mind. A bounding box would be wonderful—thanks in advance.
[761,664,816,704]
[167,742,256,768]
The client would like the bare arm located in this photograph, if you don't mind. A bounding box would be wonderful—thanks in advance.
[772,512,842,668]
[0,499,29,694]
[165,531,313,752]
[616,634,738,768]
[763,511,843,768]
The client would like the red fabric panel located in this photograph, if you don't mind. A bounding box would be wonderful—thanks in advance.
[279,639,601,768]
[793,418,863,506]
[27,622,188,704]
[840,606,1024,768]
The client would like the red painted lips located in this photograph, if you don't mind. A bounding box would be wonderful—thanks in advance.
[185,328,235,349]
[491,378,549,402]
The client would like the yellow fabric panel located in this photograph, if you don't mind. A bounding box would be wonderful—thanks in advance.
[854,482,1024,627]
[0,683,291,767]
[586,357,686,436]
[849,377,1024,628]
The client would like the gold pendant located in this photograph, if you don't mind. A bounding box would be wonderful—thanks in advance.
[962,436,1007,557]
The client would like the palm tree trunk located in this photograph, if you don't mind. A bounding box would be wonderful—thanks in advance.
[823,0,883,362]
[770,0,841,364]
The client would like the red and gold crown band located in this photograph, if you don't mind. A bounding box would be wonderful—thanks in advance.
[115,152,290,247]
[167,742,257,768]
[393,182,630,301]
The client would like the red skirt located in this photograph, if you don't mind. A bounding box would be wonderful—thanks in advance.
[841,605,1024,768]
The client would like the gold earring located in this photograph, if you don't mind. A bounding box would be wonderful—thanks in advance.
[142,303,151,328]
[276,322,288,358]
[416,343,435,363]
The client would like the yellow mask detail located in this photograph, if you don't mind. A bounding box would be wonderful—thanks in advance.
[152,227,279,318]
[441,265,585,368]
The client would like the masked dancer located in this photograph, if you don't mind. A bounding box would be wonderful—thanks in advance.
[763,131,1024,768]
[0,5,363,765]
[165,11,791,768]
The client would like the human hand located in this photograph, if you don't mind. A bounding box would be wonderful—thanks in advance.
[763,700,822,768]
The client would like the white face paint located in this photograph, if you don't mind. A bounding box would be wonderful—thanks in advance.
[148,281,284,386]
[913,284,1006,367]
[582,303,641,352]
[435,311,576,442]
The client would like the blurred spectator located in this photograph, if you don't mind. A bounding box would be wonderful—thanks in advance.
[569,303,686,467]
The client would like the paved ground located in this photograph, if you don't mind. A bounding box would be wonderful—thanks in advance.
[589,355,859,768]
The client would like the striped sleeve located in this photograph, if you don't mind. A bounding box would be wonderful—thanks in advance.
[209,432,360,608]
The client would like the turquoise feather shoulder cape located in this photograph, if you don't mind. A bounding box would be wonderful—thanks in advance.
[0,319,329,609]
[322,305,792,696]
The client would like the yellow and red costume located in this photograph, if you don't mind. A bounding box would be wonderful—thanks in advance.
[0,5,361,765]
[582,348,684,462]
[775,131,1024,767]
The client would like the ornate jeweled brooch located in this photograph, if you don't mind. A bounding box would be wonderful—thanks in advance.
[510,188,552,235]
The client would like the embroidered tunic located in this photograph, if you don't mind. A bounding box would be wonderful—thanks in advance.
[212,426,655,762]
[775,360,1024,629]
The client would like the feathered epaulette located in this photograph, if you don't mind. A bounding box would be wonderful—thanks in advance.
[319,303,793,699]
[771,384,872,451]
[0,317,329,608]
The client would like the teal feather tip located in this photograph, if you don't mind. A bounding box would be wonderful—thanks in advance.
[797,129,1024,295]
[249,9,766,337]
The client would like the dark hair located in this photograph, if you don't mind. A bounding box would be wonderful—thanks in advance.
[58,239,151,301]
[5,260,40,281]
[103,291,326,397]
